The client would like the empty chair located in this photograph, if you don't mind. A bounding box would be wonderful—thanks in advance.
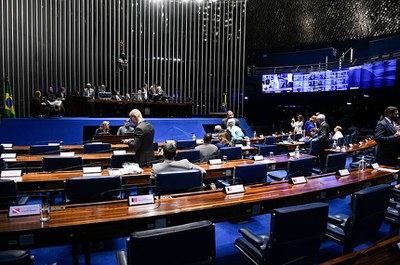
[336,137,345,146]
[29,144,60,155]
[350,145,377,169]
[111,153,136,168]
[64,175,122,203]
[155,170,203,195]
[258,145,277,156]
[302,140,320,156]
[219,146,242,160]
[42,156,83,172]
[234,163,268,185]
[116,220,215,265]
[83,143,112,154]
[263,136,275,145]
[268,157,314,181]
[235,202,329,265]
[0,250,34,265]
[175,149,201,163]
[175,140,196,150]
[0,179,28,210]
[325,184,391,254]
[314,152,347,174]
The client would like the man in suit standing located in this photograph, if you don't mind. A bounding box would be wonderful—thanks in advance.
[316,114,331,171]
[221,110,241,129]
[123,109,155,166]
[375,106,400,166]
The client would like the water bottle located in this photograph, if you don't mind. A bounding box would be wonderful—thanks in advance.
[253,131,257,139]
[192,133,196,140]
[358,156,366,171]
[332,140,337,149]
[295,145,300,158]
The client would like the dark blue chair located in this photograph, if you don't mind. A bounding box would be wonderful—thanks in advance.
[325,184,391,254]
[0,250,34,265]
[175,149,201,163]
[219,146,242,160]
[263,136,275,145]
[281,134,289,141]
[83,143,112,154]
[116,220,215,265]
[258,145,277,156]
[64,175,122,203]
[268,157,314,181]
[0,179,29,210]
[42,156,83,172]
[153,142,159,151]
[111,154,136,168]
[336,137,345,146]
[235,202,329,265]
[29,144,60,155]
[234,163,268,185]
[294,133,303,141]
[313,152,347,174]
[155,170,203,195]
[175,140,196,150]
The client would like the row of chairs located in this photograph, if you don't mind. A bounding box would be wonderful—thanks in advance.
[28,143,113,155]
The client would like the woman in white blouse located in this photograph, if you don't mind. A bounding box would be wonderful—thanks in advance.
[291,114,304,135]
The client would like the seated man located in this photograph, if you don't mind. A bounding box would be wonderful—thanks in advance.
[212,125,223,141]
[152,143,206,176]
[301,128,318,143]
[227,118,244,143]
[45,86,64,113]
[221,110,241,129]
[195,133,218,163]
[117,119,135,135]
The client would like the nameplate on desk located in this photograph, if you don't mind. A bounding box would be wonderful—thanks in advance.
[166,140,175,144]
[1,153,16,162]
[196,139,203,145]
[60,152,75,157]
[371,163,379,169]
[338,169,350,176]
[290,176,307,185]
[48,142,60,146]
[1,143,13,149]
[83,166,102,174]
[209,159,222,165]
[113,150,126,155]
[235,144,243,148]
[92,142,103,145]
[253,155,264,161]
[224,185,245,194]
[9,204,41,217]
[349,144,353,148]
[1,170,22,177]
[128,195,155,206]
[288,152,295,157]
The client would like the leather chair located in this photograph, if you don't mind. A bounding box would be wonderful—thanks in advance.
[234,163,268,185]
[116,220,215,265]
[175,149,201,163]
[64,175,122,203]
[313,152,347,174]
[155,170,203,195]
[0,179,29,210]
[29,145,60,155]
[268,157,314,181]
[83,143,112,154]
[175,140,196,150]
[258,145,277,156]
[0,250,34,265]
[325,184,391,254]
[219,146,242,160]
[235,202,329,265]
[42,156,83,172]
[111,154,136,168]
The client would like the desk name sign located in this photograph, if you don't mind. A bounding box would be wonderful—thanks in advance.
[9,204,41,217]
[113,150,126,155]
[128,195,155,206]
[1,153,17,162]
[253,155,264,161]
[338,169,350,176]
[289,176,307,185]
[209,159,222,165]
[60,152,75,157]
[224,184,245,194]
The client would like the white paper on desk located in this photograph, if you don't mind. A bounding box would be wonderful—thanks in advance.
[1,170,22,177]
[113,150,126,155]
[60,152,75,157]
[1,153,16,159]
[108,169,122,176]
[1,176,22,182]
[83,166,102,174]
[377,167,399,173]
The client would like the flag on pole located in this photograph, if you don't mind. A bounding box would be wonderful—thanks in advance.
[4,78,16,118]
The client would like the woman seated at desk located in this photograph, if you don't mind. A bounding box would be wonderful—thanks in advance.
[94,121,111,136]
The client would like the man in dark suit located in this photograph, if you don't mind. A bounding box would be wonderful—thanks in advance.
[375,106,400,166]
[221,110,241,129]
[316,114,331,171]
[123,109,155,166]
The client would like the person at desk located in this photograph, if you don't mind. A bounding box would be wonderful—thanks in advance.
[46,86,65,113]
[123,109,155,166]
[117,119,135,135]
[221,110,241,129]
[56,87,66,100]
[316,114,331,171]
[152,142,206,176]
[83,83,94,98]
[195,133,218,163]
[94,121,111,136]
[31,90,47,116]
[375,106,400,167]
[301,128,318,143]
[332,126,344,140]
[304,115,316,136]
[112,90,122,101]
[291,114,304,135]
[216,132,234,149]
[212,125,223,141]
[227,118,244,143]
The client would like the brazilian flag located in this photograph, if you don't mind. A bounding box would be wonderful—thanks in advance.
[4,78,16,118]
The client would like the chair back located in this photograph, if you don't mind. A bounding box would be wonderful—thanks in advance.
[29,144,60,155]
[42,156,83,172]
[175,140,196,150]
[0,250,33,265]
[348,184,391,246]
[0,179,18,209]
[281,134,289,141]
[324,153,347,173]
[287,157,314,179]
[153,142,159,151]
[266,202,329,264]
[263,136,275,145]
[308,140,320,156]
[294,134,303,141]
[64,175,122,203]
[258,145,277,156]
[111,154,136,168]
[127,220,215,265]
[337,137,345,146]
[155,170,203,195]
[83,143,112,154]
[234,163,268,185]
[219,146,242,160]
[175,149,201,163]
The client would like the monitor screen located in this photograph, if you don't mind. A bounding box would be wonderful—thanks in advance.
[261,59,397,93]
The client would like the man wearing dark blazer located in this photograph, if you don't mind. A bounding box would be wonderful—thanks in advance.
[124,109,155,166]
[375,106,400,167]
[221,110,241,129]
[316,114,331,171]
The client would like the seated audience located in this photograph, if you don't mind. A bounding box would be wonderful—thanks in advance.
[94,121,111,136]
[117,119,135,135]
[195,133,219,162]
[152,142,206,176]
[221,110,241,129]
[227,118,244,143]
[332,125,344,140]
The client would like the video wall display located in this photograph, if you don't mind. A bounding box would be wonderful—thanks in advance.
[261,59,397,93]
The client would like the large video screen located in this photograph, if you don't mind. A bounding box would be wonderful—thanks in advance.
[261,59,397,93]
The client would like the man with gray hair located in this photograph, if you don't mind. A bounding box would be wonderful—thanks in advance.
[316,114,331,171]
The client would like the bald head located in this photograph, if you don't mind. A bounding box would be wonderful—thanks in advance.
[129,109,143,126]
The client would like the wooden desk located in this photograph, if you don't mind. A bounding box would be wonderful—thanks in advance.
[7,144,131,155]
[275,141,305,152]
[0,167,396,265]
[324,139,377,155]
